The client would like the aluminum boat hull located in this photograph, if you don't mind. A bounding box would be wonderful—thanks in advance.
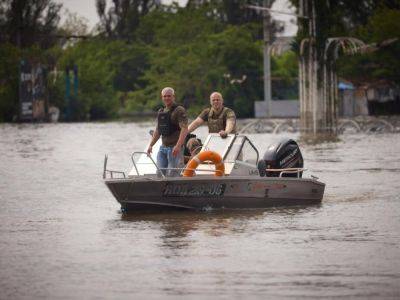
[104,176,325,211]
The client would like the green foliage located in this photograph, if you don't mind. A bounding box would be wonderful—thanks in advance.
[2,0,398,122]
[95,0,160,39]
[57,39,141,120]
[291,0,400,86]
[124,8,263,117]
[186,0,265,25]
[271,51,299,100]
[0,1,269,121]
[0,43,62,122]
[337,8,400,84]
[271,51,298,84]
[0,0,63,122]
[0,0,62,48]
[0,43,20,121]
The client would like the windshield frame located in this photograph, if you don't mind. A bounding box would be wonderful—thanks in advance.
[201,134,259,163]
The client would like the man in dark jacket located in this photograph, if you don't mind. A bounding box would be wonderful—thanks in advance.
[147,87,188,176]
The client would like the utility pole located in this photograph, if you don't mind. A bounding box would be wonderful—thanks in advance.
[247,2,310,119]
[263,0,272,117]
[248,1,272,117]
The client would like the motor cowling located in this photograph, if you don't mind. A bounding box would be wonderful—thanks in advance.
[257,138,303,177]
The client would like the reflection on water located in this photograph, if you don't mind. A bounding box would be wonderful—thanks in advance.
[119,206,323,249]
[1,123,400,299]
[299,132,341,145]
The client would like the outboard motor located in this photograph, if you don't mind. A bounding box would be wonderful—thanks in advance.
[257,138,303,177]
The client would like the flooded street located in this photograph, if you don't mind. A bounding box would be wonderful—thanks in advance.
[0,122,399,299]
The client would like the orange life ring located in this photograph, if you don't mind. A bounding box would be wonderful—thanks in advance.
[183,150,225,177]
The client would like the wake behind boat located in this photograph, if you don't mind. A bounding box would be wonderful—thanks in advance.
[103,134,325,211]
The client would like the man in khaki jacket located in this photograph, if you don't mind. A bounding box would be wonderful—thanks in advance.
[188,92,236,138]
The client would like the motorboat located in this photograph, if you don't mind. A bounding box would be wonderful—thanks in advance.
[103,134,325,211]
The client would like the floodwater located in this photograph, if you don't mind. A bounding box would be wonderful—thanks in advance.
[0,122,399,299]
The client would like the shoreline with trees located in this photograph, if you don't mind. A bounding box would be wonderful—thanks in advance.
[0,0,399,122]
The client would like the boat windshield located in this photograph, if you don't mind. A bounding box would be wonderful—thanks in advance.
[127,134,259,177]
[201,134,259,164]
[201,134,235,158]
[224,136,245,162]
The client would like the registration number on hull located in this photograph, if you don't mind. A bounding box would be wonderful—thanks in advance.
[163,183,226,197]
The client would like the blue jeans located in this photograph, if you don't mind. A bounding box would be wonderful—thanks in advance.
[157,145,184,177]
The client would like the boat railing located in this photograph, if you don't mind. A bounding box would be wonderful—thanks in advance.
[105,152,307,179]
[265,168,307,178]
[103,155,126,179]
[131,151,225,177]
[131,151,166,178]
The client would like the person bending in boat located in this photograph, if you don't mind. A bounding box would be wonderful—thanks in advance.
[188,91,236,138]
[147,87,188,176]
[184,137,202,164]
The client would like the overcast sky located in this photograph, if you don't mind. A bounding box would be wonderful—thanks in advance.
[56,0,297,36]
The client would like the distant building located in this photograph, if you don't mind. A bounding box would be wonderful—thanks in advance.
[255,79,400,118]
[339,80,400,117]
